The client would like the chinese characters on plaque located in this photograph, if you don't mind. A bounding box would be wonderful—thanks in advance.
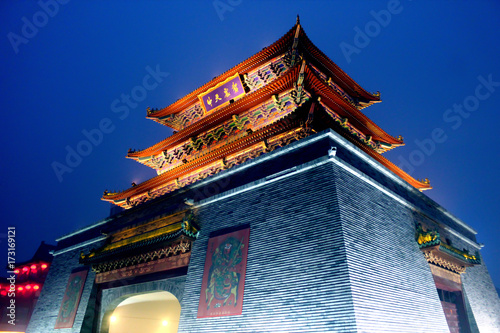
[198,73,246,113]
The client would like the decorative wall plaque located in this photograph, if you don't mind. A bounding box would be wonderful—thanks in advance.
[54,268,88,329]
[197,228,250,318]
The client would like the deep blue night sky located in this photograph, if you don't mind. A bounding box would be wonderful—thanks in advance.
[1,1,499,288]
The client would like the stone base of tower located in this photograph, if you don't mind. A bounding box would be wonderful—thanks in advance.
[27,130,499,333]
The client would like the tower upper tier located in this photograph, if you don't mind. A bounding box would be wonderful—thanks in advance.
[103,20,430,209]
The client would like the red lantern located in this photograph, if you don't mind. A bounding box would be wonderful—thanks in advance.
[14,269,20,274]
[0,290,6,296]
[17,286,23,292]
[25,284,32,290]
[33,285,40,291]
[30,264,37,270]
[41,264,48,269]
[22,267,29,272]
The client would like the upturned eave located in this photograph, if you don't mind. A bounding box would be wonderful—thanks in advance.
[147,22,381,123]
[129,62,400,163]
[127,63,301,160]
[146,25,298,121]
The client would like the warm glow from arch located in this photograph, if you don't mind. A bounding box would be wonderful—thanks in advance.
[110,315,117,322]
[108,291,180,333]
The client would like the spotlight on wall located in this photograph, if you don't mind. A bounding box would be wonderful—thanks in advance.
[110,315,117,323]
[162,320,168,326]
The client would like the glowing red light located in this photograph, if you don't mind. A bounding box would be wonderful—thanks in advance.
[41,264,48,269]
[31,264,37,270]
[0,290,6,296]
[17,286,23,291]
[14,269,20,274]
[25,285,32,290]
[22,267,29,272]
[33,285,40,290]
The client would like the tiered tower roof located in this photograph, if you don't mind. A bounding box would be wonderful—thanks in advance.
[103,20,430,209]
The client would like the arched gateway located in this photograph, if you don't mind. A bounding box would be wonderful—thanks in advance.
[99,277,185,333]
[105,291,180,333]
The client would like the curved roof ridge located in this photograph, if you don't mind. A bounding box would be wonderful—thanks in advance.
[103,105,304,203]
[148,24,299,119]
[303,64,401,145]
[128,63,301,159]
[298,30,380,102]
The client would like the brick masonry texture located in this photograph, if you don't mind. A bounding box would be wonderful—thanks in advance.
[26,244,100,333]
[26,130,500,332]
[333,162,450,332]
[179,162,357,332]
[463,264,500,331]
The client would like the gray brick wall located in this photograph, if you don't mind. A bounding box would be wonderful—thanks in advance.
[463,263,500,331]
[179,161,357,332]
[26,130,500,332]
[26,245,99,333]
[332,162,450,332]
[333,134,477,242]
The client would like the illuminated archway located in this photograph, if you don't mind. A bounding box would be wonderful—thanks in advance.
[107,291,181,333]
